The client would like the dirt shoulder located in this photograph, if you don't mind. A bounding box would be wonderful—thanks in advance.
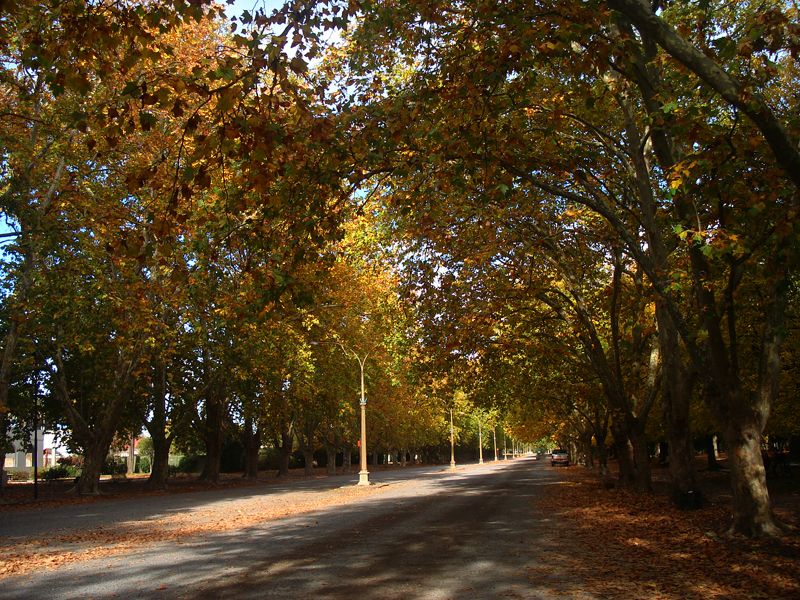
[530,463,800,600]
[0,471,406,580]
[2,459,798,599]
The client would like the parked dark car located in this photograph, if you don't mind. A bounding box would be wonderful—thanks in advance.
[551,449,569,467]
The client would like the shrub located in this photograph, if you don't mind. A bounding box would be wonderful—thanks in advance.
[103,456,128,476]
[43,465,71,481]
[58,456,82,468]
[8,470,30,482]
[176,454,203,474]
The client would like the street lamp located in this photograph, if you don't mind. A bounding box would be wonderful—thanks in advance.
[492,427,498,461]
[312,339,371,486]
[478,419,483,464]
[449,408,456,470]
[354,349,370,486]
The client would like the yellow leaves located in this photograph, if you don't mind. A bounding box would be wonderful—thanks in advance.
[668,159,698,191]
[215,85,241,113]
[537,41,561,53]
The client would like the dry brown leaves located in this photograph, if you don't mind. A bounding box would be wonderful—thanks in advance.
[530,468,800,600]
[0,480,402,580]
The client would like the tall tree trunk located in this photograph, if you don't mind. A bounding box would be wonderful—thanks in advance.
[148,434,172,490]
[579,430,594,468]
[76,441,108,495]
[242,417,261,480]
[325,444,337,475]
[52,345,133,495]
[126,436,136,475]
[611,418,635,486]
[724,414,782,536]
[595,429,609,476]
[199,391,224,484]
[628,419,652,492]
[145,362,173,490]
[301,448,314,476]
[276,425,292,477]
[657,304,700,507]
[342,443,352,473]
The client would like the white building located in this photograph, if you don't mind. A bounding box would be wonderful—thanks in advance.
[3,430,64,472]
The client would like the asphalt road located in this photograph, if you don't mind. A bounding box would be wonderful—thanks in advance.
[1,458,589,599]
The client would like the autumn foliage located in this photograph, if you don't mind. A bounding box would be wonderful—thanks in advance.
[0,0,799,542]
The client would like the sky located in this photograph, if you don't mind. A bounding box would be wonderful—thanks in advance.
[226,0,286,20]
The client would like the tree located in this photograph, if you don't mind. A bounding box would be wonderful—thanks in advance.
[334,0,798,535]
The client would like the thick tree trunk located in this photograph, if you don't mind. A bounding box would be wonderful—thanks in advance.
[724,417,783,537]
[276,426,292,477]
[52,348,132,495]
[199,394,224,484]
[146,361,173,490]
[342,443,352,473]
[301,448,314,476]
[148,435,172,490]
[629,420,652,492]
[658,305,701,507]
[325,444,337,475]
[611,418,635,485]
[595,430,609,475]
[76,442,107,495]
[201,435,222,483]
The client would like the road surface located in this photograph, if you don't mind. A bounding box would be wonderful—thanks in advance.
[1,458,589,599]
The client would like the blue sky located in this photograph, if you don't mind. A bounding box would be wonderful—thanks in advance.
[226,0,285,19]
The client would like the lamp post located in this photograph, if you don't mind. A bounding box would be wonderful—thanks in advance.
[312,339,371,486]
[493,428,498,461]
[478,419,483,464]
[355,350,370,486]
[449,408,456,470]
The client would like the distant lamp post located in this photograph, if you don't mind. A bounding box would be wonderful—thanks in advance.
[493,428,498,461]
[478,419,484,464]
[449,408,456,470]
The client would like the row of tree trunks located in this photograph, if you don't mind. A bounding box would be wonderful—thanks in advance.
[614,5,789,534]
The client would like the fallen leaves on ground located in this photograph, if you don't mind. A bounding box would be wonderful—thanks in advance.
[0,479,403,579]
[530,467,800,600]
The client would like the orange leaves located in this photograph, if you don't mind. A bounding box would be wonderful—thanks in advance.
[532,467,800,600]
[0,475,398,580]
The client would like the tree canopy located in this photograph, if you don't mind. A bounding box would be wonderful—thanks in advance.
[1,0,798,537]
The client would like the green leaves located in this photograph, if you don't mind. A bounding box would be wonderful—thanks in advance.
[138,111,157,131]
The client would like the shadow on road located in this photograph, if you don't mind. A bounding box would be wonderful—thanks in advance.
[2,459,788,600]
